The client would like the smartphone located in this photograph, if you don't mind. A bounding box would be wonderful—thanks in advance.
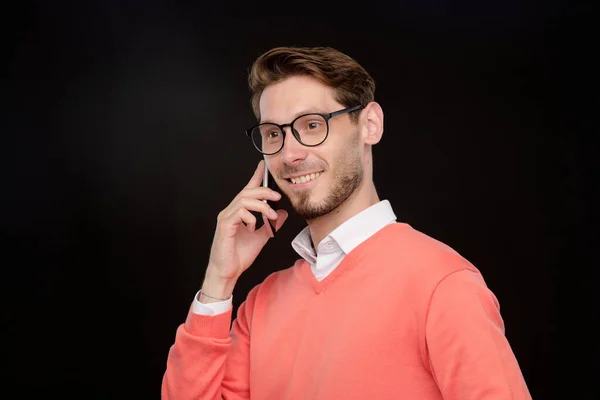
[262,164,278,237]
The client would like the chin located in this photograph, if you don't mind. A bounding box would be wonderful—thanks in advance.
[286,156,364,221]
[291,194,342,221]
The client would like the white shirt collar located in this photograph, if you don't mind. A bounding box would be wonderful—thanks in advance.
[291,200,397,261]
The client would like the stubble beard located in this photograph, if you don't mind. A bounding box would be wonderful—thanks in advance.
[290,132,364,221]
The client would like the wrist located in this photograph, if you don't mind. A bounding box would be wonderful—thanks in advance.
[199,271,236,303]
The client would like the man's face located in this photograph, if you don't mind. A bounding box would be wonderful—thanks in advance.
[259,75,364,221]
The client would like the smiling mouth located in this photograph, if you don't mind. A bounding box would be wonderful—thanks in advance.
[287,171,324,185]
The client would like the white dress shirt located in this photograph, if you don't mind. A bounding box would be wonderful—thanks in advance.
[192,200,397,315]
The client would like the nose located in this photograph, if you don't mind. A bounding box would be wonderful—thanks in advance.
[279,127,308,165]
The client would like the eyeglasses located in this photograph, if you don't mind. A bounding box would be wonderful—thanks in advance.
[245,105,364,155]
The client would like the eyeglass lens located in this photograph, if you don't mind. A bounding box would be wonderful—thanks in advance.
[250,114,328,154]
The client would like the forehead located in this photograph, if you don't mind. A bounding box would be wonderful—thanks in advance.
[259,75,340,123]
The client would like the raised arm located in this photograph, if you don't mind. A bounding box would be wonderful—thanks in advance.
[162,160,287,399]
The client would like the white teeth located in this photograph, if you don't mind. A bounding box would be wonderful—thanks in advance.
[291,172,321,184]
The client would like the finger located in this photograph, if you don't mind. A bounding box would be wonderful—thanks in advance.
[243,159,266,190]
[256,214,277,240]
[230,208,256,232]
[233,197,278,220]
[273,209,288,231]
[237,208,257,233]
[231,186,280,209]
[222,194,277,224]
[242,186,281,202]
[262,214,274,238]
[217,206,258,239]
[255,208,288,240]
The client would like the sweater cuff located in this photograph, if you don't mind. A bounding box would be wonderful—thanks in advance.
[192,290,233,315]
[184,304,233,339]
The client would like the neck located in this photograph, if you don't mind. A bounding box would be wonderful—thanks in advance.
[307,181,380,249]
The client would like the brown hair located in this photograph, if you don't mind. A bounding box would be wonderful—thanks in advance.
[248,46,375,123]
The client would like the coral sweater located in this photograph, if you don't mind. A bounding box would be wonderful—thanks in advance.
[162,223,531,399]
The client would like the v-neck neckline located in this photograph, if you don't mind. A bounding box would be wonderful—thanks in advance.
[295,222,408,294]
[298,229,372,294]
[299,251,355,294]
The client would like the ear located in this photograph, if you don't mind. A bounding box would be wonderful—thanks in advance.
[361,101,384,145]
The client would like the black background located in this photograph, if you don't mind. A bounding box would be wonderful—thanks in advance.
[2,2,589,399]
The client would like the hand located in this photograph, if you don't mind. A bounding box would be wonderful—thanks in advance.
[205,160,288,292]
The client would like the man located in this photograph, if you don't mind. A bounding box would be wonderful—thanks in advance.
[162,46,532,399]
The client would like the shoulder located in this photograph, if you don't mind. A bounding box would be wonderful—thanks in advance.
[369,222,481,282]
[263,258,304,285]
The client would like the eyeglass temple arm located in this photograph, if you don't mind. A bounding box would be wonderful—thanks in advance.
[329,105,364,118]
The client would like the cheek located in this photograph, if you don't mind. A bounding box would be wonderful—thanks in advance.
[266,159,282,178]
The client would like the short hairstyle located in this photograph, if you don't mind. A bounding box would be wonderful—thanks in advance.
[248,46,375,123]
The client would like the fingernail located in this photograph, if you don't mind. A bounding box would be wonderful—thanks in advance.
[272,191,281,199]
[270,209,278,218]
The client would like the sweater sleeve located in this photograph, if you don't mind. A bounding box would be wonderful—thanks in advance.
[161,289,257,400]
[192,290,233,315]
[425,269,532,400]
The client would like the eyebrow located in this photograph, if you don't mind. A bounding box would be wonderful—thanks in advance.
[261,107,327,124]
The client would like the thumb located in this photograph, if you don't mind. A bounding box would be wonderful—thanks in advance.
[256,209,289,240]
[273,209,288,232]
[256,209,288,240]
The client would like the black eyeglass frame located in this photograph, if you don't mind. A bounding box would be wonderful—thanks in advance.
[245,105,364,155]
